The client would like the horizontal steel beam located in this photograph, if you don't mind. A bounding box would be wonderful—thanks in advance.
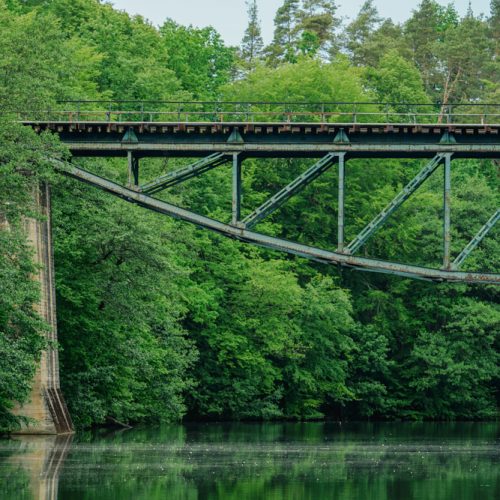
[140,153,229,194]
[63,142,500,159]
[346,154,447,255]
[242,153,341,229]
[54,161,500,285]
[452,209,500,270]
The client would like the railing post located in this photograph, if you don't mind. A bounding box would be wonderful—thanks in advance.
[232,153,242,225]
[337,153,346,253]
[443,153,452,270]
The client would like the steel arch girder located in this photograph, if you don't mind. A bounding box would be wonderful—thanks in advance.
[56,161,500,286]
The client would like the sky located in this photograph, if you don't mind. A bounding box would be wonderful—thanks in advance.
[109,0,492,46]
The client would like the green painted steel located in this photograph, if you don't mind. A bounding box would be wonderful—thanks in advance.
[242,153,341,229]
[54,161,499,285]
[345,154,447,255]
[127,152,139,187]
[452,210,500,270]
[21,103,499,284]
[232,153,242,225]
[140,153,230,194]
[18,100,500,125]
[337,154,345,253]
[443,154,452,269]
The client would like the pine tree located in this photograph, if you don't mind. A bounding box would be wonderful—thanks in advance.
[241,0,264,67]
[404,0,459,94]
[267,0,301,63]
[266,0,339,62]
[343,0,382,66]
[299,0,339,56]
[491,0,500,57]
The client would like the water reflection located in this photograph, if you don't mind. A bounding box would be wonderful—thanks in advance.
[0,423,499,499]
[0,434,73,500]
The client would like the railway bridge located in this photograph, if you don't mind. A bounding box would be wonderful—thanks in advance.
[15,101,500,433]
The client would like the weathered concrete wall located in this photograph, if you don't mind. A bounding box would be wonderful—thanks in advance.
[13,184,73,435]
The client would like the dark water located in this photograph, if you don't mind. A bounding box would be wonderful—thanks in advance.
[0,422,499,499]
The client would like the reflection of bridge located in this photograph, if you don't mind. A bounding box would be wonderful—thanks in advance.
[5,435,73,500]
[14,101,500,433]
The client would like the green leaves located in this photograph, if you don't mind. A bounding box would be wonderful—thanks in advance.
[1,0,499,430]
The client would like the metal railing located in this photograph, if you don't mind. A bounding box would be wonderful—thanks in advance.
[14,100,500,125]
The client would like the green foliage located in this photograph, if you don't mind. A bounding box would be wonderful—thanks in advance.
[343,0,382,66]
[365,50,431,110]
[224,57,366,103]
[266,0,339,63]
[52,171,197,428]
[0,0,499,431]
[240,0,264,69]
[0,121,63,432]
[185,243,355,420]
[160,20,235,99]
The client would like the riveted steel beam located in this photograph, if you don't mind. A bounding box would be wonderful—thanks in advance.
[232,153,242,225]
[346,153,447,255]
[452,209,500,270]
[140,153,230,194]
[242,153,340,229]
[55,161,500,285]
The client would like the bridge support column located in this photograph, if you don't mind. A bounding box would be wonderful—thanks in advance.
[443,154,452,270]
[13,184,74,435]
[127,151,139,188]
[232,153,242,225]
[337,153,345,252]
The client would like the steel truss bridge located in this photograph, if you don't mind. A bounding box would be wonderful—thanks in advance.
[23,101,500,285]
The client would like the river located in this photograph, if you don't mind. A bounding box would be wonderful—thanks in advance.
[0,422,499,499]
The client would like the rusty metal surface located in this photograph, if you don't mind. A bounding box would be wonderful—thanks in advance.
[22,113,500,159]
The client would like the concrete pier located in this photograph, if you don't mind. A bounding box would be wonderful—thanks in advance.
[13,184,73,435]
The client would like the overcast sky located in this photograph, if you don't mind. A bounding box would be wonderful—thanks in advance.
[109,0,492,46]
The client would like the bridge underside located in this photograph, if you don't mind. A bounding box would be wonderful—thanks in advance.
[55,162,499,285]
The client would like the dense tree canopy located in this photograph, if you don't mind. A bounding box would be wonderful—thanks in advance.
[0,0,498,432]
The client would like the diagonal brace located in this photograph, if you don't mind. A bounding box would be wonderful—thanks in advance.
[451,209,499,270]
[140,153,230,194]
[242,153,341,229]
[346,153,448,255]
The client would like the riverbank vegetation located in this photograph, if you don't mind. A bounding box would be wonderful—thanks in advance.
[0,0,498,430]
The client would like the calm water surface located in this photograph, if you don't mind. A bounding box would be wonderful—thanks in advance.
[0,422,499,499]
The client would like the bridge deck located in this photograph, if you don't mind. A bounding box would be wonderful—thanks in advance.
[24,121,500,158]
[21,104,499,283]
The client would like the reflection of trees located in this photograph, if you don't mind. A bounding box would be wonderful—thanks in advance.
[1,423,499,499]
